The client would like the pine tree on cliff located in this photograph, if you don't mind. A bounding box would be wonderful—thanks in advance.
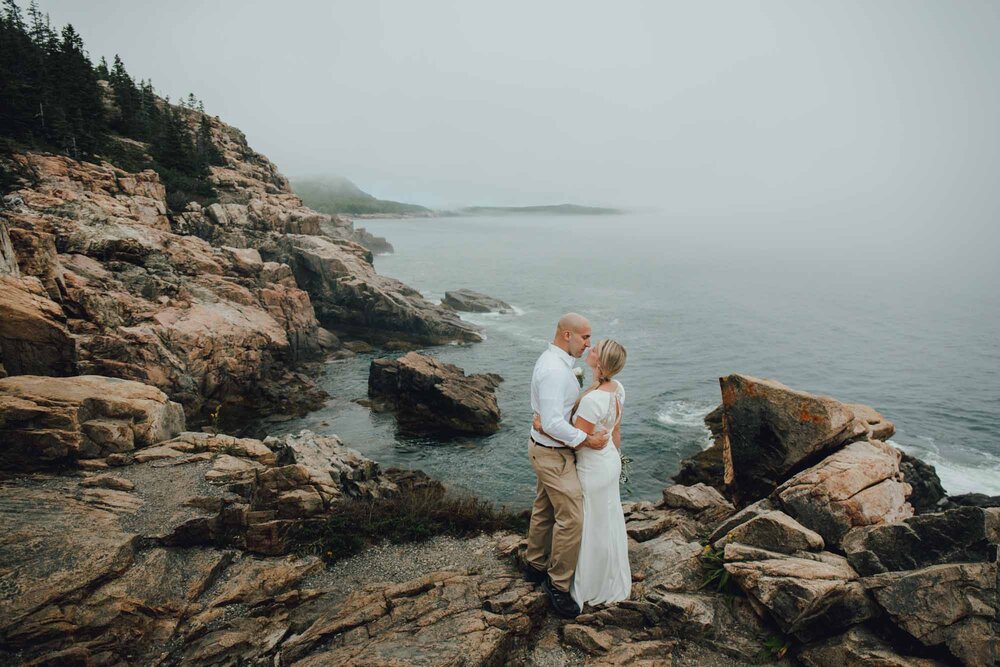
[48,24,104,156]
[196,113,224,167]
[0,0,221,207]
[0,1,34,141]
[109,54,144,137]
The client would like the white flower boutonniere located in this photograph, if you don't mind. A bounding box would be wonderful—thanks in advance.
[573,367,584,388]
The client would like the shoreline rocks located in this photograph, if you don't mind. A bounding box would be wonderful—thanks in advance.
[0,136,483,426]
[442,288,514,313]
[269,234,481,345]
[0,374,185,469]
[369,352,502,435]
[0,369,997,665]
[718,374,880,504]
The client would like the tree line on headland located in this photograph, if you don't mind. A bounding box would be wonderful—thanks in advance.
[0,0,223,210]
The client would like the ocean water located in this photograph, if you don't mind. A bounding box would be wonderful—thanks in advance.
[275,213,1000,507]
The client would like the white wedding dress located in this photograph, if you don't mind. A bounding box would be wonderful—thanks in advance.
[570,380,632,609]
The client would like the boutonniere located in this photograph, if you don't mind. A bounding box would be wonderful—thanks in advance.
[573,367,584,388]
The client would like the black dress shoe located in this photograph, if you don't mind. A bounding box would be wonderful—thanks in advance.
[542,576,580,618]
[522,563,546,584]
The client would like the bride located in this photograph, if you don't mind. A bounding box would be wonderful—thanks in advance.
[534,338,631,609]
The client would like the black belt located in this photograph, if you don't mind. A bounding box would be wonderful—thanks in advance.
[531,437,566,450]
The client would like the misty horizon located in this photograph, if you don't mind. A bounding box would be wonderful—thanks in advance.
[22,1,1000,266]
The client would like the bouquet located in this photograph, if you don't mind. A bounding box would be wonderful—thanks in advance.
[619,452,633,486]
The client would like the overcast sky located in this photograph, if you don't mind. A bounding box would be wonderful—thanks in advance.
[33,0,1000,235]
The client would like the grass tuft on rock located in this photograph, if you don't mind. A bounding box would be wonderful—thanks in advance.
[297,485,528,564]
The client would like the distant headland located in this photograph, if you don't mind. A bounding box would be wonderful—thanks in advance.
[292,177,624,218]
[450,203,624,216]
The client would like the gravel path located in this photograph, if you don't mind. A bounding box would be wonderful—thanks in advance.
[301,531,518,599]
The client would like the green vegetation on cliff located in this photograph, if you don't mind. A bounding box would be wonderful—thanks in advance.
[293,175,432,216]
[0,0,223,210]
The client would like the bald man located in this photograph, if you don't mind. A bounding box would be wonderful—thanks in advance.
[525,313,609,618]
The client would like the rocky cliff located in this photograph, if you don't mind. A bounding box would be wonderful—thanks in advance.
[0,107,479,428]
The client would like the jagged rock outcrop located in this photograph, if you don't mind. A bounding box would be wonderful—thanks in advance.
[0,217,18,276]
[950,492,1000,508]
[773,439,913,548]
[723,543,877,642]
[717,374,893,503]
[842,506,999,576]
[281,570,546,665]
[369,352,502,435]
[0,381,419,666]
[713,509,825,554]
[269,233,481,345]
[864,563,998,667]
[899,451,948,513]
[670,374,998,666]
[0,114,482,425]
[0,151,331,426]
[0,374,184,469]
[442,288,514,313]
[319,214,394,254]
[0,274,77,377]
[798,627,948,666]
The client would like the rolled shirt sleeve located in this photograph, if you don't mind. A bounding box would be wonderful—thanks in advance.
[536,369,587,447]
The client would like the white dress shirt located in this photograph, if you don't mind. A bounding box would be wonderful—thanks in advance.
[530,343,587,448]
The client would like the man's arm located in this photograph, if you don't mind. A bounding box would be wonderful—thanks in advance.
[536,370,587,448]
[533,414,608,449]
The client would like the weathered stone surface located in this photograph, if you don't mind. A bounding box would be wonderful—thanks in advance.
[706,497,777,544]
[798,626,948,666]
[949,492,1000,509]
[0,374,185,469]
[661,483,734,522]
[262,429,397,503]
[0,218,18,277]
[368,352,502,435]
[0,275,77,376]
[672,441,726,492]
[898,451,947,513]
[442,288,514,313]
[864,562,999,667]
[270,233,482,345]
[205,453,263,484]
[723,543,876,642]
[714,510,824,554]
[0,150,335,426]
[585,640,676,666]
[563,623,614,654]
[774,439,913,548]
[630,528,704,593]
[281,571,547,665]
[0,417,451,665]
[842,506,999,576]
[0,483,139,638]
[718,374,885,502]
[624,502,701,543]
[162,430,277,464]
[646,592,715,634]
[79,474,135,491]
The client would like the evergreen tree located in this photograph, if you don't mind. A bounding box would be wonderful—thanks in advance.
[0,1,222,208]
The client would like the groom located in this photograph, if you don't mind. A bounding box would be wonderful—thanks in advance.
[524,312,609,618]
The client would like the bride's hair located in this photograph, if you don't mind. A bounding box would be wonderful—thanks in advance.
[572,338,627,417]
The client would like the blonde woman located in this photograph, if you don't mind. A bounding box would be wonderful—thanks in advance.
[534,338,631,609]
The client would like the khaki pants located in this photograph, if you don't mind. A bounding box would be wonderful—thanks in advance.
[525,440,583,593]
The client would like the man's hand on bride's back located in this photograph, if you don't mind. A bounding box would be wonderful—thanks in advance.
[582,432,610,449]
